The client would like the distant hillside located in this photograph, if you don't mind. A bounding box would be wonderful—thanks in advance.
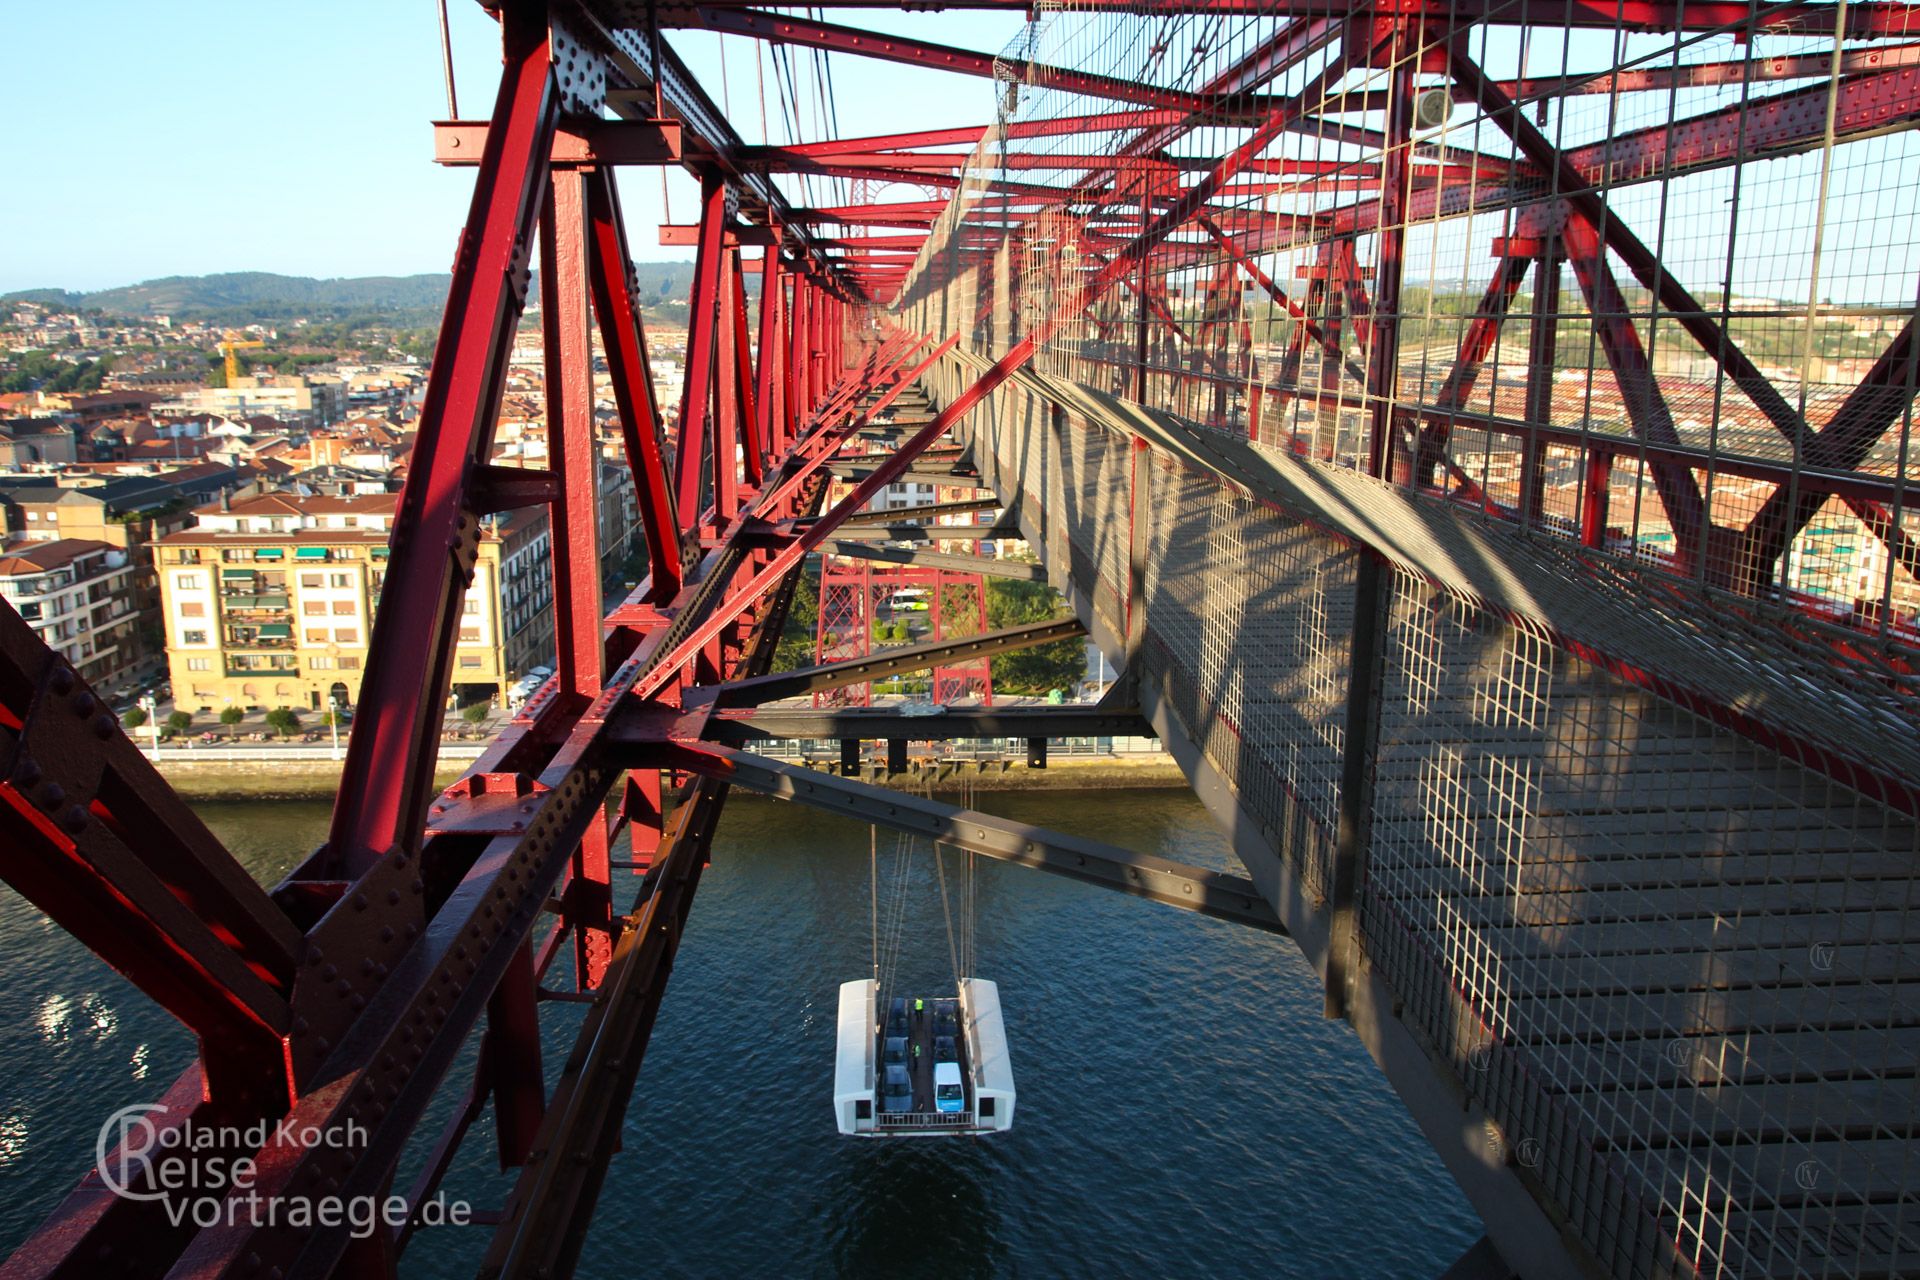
[4,265,702,327]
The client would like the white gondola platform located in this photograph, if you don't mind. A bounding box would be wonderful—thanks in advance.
[833,977,1016,1137]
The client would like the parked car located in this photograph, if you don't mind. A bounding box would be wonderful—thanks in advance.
[882,1036,908,1070]
[880,1063,913,1115]
[933,1061,965,1114]
[932,1034,958,1065]
[885,996,908,1039]
[932,1000,959,1039]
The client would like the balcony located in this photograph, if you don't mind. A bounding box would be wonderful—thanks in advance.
[221,593,291,609]
[223,666,298,679]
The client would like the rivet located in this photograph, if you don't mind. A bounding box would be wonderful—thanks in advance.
[72,692,95,716]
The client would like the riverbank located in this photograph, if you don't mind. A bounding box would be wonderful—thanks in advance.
[152,749,1188,800]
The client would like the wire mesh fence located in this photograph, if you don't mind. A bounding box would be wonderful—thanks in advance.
[892,4,1920,1275]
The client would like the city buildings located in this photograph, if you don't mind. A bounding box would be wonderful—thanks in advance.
[155,492,555,714]
[0,538,141,690]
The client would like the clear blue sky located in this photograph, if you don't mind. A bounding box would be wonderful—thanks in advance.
[0,2,1028,293]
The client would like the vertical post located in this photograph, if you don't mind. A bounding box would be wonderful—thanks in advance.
[1121,434,1152,702]
[485,941,546,1167]
[713,248,741,522]
[540,170,604,703]
[1325,551,1389,1020]
[790,278,812,425]
[1521,244,1561,528]
[1365,29,1416,481]
[840,737,860,775]
[887,737,907,775]
[1133,185,1152,404]
[584,169,681,601]
[1026,737,1047,770]
[755,250,783,458]
[541,169,613,989]
[1581,449,1613,548]
[673,173,729,527]
[732,250,764,488]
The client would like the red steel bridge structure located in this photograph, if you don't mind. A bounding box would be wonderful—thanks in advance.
[7,0,1920,1275]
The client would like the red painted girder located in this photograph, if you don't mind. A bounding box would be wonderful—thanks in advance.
[1742,319,1920,582]
[635,48,1372,703]
[585,169,683,600]
[327,11,558,874]
[1450,45,1913,583]
[778,110,1192,158]
[658,0,1920,34]
[744,148,1368,176]
[662,6,1255,114]
[729,249,765,488]
[673,174,731,524]
[1319,63,1920,247]
[1323,41,1920,110]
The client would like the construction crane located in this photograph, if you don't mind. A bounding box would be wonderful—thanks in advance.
[216,331,265,383]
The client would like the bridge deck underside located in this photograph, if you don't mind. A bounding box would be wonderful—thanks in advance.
[928,354,1920,1280]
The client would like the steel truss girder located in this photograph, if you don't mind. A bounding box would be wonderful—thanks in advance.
[706,706,1152,742]
[688,616,1086,708]
[658,743,1286,934]
[820,540,1047,581]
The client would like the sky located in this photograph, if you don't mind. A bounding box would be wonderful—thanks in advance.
[0,2,1029,294]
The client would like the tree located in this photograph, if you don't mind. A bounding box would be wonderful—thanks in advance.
[460,703,488,728]
[219,706,244,738]
[772,562,820,672]
[986,577,1087,696]
[264,707,300,739]
[166,710,194,737]
[122,707,148,730]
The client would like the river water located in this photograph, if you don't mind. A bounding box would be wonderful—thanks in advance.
[0,789,1478,1276]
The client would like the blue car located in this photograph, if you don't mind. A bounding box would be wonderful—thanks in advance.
[933,1062,965,1114]
[885,997,909,1040]
[882,1036,909,1070]
[880,1063,913,1115]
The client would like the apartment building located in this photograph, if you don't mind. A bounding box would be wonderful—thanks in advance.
[156,492,553,713]
[0,539,140,690]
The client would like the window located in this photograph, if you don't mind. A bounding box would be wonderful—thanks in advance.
[186,657,211,671]
[176,573,204,590]
[305,629,327,643]
[459,627,481,643]
[332,601,354,615]
[301,573,324,588]
[310,657,333,670]
[338,656,360,670]
[182,630,207,645]
[179,601,205,618]
[464,598,480,615]
[334,629,358,644]
[330,574,351,588]
[458,656,482,669]
[304,601,326,615]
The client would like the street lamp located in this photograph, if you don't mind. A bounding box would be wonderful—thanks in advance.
[138,694,160,759]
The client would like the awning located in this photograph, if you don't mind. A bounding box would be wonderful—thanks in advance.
[257,624,292,638]
[221,568,254,579]
[294,547,329,560]
[254,548,283,559]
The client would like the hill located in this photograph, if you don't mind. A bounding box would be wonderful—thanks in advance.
[4,266,702,327]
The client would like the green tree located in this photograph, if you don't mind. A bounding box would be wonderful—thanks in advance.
[986,577,1086,696]
[122,707,148,731]
[460,703,488,728]
[772,562,820,672]
[219,706,244,738]
[264,707,300,739]
[166,710,194,737]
